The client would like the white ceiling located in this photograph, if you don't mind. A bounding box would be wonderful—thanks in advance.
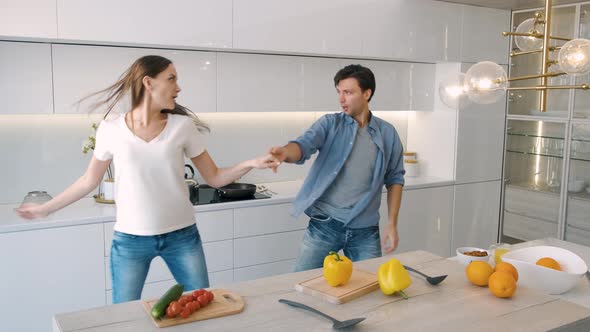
[436,0,587,10]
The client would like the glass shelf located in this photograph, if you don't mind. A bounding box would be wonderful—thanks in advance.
[507,149,563,159]
[507,131,565,140]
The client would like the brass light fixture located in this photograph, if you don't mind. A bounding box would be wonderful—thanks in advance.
[440,0,590,112]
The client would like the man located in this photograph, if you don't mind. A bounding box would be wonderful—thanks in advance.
[269,64,405,272]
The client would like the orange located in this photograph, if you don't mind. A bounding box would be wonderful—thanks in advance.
[536,257,562,271]
[488,271,517,298]
[494,262,519,282]
[465,261,493,287]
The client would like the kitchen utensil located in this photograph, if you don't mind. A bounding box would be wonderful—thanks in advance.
[295,269,379,304]
[403,265,447,285]
[199,183,257,199]
[502,246,588,294]
[184,164,199,203]
[142,289,244,328]
[19,191,53,208]
[278,299,365,329]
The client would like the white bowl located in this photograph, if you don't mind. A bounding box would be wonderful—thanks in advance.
[456,247,490,266]
[501,246,588,294]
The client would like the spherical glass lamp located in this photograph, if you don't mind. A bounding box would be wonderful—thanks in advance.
[514,18,544,51]
[438,73,470,109]
[558,38,590,75]
[465,61,508,104]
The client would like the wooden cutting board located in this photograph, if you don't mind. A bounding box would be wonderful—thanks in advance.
[142,289,245,328]
[295,269,380,304]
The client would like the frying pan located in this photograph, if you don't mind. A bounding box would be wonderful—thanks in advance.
[200,183,257,199]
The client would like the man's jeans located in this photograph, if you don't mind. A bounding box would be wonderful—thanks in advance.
[110,224,209,303]
[293,214,382,272]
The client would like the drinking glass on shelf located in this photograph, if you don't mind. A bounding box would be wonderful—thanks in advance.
[489,243,511,265]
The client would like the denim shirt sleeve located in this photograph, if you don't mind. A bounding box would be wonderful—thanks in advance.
[289,114,332,165]
[384,129,405,186]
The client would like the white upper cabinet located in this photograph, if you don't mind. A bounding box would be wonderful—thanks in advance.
[0,41,53,114]
[52,44,216,114]
[389,0,462,62]
[218,53,434,112]
[233,0,364,56]
[353,60,434,111]
[461,5,511,64]
[217,53,301,112]
[363,0,462,62]
[56,0,232,48]
[300,57,342,112]
[0,0,57,38]
[234,0,462,62]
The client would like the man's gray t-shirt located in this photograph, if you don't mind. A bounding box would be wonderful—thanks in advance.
[312,125,378,222]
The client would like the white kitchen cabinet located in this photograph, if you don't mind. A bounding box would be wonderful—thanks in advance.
[452,181,501,251]
[203,240,233,272]
[234,259,297,282]
[460,5,510,64]
[217,53,302,112]
[504,186,560,223]
[234,203,307,238]
[359,61,434,111]
[503,211,558,241]
[52,44,216,114]
[380,185,454,257]
[233,0,462,62]
[195,210,233,242]
[0,41,53,114]
[233,0,363,56]
[0,224,104,332]
[455,63,506,184]
[300,57,342,112]
[57,0,232,48]
[389,0,462,62]
[0,0,57,38]
[233,231,306,268]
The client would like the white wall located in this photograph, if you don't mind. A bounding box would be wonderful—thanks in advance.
[0,112,407,204]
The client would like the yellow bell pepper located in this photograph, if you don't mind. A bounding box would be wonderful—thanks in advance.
[323,251,353,287]
[378,258,411,299]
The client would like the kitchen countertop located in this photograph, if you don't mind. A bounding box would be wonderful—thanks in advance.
[52,238,590,332]
[0,176,453,234]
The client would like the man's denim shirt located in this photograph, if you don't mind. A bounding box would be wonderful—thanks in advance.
[290,112,405,228]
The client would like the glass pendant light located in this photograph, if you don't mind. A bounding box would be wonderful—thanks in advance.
[438,73,470,109]
[464,61,508,104]
[558,38,590,75]
[514,18,544,51]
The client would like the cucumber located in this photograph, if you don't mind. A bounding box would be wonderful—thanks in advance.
[150,283,184,319]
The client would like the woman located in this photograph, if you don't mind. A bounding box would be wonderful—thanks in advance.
[16,55,279,303]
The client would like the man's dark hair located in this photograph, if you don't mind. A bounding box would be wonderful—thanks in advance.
[334,64,376,102]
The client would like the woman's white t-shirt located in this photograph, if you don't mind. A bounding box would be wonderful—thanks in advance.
[93,113,205,235]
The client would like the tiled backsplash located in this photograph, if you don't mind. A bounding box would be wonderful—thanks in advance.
[0,111,407,204]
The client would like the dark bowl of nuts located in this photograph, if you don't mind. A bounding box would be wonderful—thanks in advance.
[456,247,490,265]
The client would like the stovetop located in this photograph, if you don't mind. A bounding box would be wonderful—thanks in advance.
[191,186,271,205]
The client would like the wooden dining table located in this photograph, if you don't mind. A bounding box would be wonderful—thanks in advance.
[53,237,590,331]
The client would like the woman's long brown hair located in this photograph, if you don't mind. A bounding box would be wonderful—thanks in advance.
[79,55,209,132]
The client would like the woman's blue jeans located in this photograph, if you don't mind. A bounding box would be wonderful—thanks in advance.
[110,224,209,303]
[293,215,382,272]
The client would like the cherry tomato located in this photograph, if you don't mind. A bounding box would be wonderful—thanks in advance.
[192,300,201,310]
[180,307,191,319]
[197,294,209,306]
[166,306,175,319]
[169,302,182,317]
[206,291,214,302]
[178,297,188,306]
